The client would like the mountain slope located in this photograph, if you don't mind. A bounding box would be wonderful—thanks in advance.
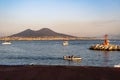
[10,28,76,38]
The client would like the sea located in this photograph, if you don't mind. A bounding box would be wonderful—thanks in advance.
[0,40,120,67]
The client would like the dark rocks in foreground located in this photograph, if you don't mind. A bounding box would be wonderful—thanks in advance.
[0,65,120,80]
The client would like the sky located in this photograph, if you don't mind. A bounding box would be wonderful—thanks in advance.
[0,0,120,37]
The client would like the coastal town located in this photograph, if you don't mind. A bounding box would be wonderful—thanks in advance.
[0,36,97,41]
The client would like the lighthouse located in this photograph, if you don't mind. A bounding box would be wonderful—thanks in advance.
[103,34,109,46]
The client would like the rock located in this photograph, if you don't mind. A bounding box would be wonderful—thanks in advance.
[89,44,120,51]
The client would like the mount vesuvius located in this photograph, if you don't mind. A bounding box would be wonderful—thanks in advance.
[10,28,76,38]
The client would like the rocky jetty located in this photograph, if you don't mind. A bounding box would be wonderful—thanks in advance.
[89,34,120,51]
[89,44,120,51]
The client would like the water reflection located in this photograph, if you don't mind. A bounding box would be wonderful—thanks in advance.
[102,51,109,66]
[66,60,82,66]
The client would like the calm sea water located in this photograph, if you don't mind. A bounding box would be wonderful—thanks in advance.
[0,40,120,67]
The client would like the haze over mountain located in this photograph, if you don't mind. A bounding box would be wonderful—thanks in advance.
[10,28,76,38]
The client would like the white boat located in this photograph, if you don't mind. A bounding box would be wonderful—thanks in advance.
[63,55,82,61]
[2,41,11,45]
[63,41,69,46]
[114,64,120,68]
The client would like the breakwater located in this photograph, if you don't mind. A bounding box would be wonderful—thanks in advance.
[90,34,120,51]
[89,44,120,51]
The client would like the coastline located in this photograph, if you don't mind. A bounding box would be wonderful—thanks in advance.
[1,37,120,41]
[0,37,120,41]
[0,37,97,41]
[0,65,120,80]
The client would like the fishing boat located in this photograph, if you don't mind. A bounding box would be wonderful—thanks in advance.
[2,41,11,45]
[63,55,82,61]
[63,41,69,46]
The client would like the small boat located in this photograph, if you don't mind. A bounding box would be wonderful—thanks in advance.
[2,41,11,45]
[114,64,120,68]
[63,41,69,46]
[63,55,82,61]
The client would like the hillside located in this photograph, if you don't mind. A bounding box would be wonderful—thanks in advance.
[10,28,76,38]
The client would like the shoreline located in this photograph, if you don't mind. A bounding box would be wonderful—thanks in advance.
[0,37,98,41]
[1,37,120,41]
[0,65,120,80]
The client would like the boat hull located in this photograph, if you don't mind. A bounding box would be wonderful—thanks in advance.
[2,42,11,45]
[63,56,82,61]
